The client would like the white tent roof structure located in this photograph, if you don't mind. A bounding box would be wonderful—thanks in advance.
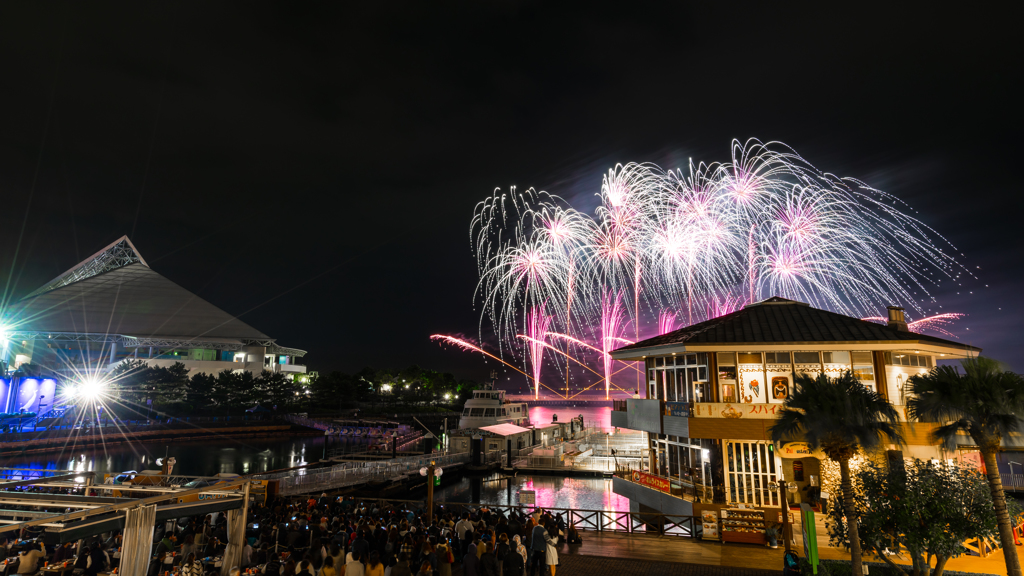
[7,236,304,356]
[479,423,532,436]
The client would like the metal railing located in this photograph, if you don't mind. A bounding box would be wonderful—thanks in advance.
[1001,473,1024,489]
[343,497,700,538]
[257,451,474,496]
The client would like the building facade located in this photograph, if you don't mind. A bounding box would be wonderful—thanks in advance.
[1,236,307,391]
[607,297,980,518]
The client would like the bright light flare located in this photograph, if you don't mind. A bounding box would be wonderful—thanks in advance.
[78,378,106,400]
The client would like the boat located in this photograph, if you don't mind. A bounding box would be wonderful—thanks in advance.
[458,371,530,429]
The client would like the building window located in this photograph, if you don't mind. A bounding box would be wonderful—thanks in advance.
[822,351,850,364]
[885,352,932,368]
[726,441,779,507]
[764,352,792,364]
[851,351,874,386]
[793,351,819,364]
[484,409,495,417]
[738,352,762,364]
[470,408,484,417]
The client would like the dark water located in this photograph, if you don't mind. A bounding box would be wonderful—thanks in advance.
[0,435,344,478]
[0,406,620,506]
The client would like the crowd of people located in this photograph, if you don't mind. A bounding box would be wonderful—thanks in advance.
[0,490,586,576]
[232,493,584,576]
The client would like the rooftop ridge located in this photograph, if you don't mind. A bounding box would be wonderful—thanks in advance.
[23,236,148,299]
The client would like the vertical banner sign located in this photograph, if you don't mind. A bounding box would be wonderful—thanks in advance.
[800,503,819,574]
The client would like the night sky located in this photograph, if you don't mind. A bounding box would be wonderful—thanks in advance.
[0,3,1020,382]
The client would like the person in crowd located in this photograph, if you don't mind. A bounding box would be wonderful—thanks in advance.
[504,536,526,576]
[52,542,74,564]
[462,534,482,576]
[319,555,337,576]
[283,557,298,576]
[264,552,283,576]
[345,551,367,576]
[495,533,510,576]
[74,547,91,572]
[528,521,548,576]
[436,541,453,576]
[16,542,45,575]
[480,542,500,576]
[180,533,197,559]
[365,550,384,576]
[544,524,559,576]
[296,559,316,575]
[566,524,581,545]
[180,553,205,576]
[329,544,345,571]
[390,552,412,576]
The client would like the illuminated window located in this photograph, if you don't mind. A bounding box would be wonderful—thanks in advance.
[884,352,932,368]
[851,352,875,384]
[793,351,819,364]
[822,351,850,364]
[726,441,778,507]
[737,352,762,364]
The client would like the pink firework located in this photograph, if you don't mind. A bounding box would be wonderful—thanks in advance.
[861,312,965,338]
[600,290,627,400]
[706,294,747,319]
[525,304,552,399]
[658,310,678,335]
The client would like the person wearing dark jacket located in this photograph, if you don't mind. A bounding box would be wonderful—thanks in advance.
[528,523,547,576]
[462,544,482,576]
[503,539,525,576]
[480,543,500,576]
[391,553,413,576]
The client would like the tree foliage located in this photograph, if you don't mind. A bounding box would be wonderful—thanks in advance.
[104,361,479,417]
[907,356,1024,576]
[770,371,904,576]
[829,459,1000,576]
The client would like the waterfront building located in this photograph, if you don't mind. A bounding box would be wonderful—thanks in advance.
[608,297,981,520]
[1,236,307,400]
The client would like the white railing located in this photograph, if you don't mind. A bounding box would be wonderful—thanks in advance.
[260,451,473,495]
[1001,473,1024,489]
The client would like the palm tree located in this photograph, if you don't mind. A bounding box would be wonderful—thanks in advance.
[770,371,903,576]
[907,357,1024,576]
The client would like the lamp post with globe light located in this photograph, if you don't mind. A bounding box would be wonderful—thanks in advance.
[768,479,794,552]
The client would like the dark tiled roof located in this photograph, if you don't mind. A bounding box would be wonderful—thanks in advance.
[613,297,979,353]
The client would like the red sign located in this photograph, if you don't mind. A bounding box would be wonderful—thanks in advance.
[631,470,671,493]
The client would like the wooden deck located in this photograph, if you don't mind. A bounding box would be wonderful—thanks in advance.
[559,530,1009,575]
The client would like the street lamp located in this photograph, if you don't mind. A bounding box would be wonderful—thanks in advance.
[768,479,794,552]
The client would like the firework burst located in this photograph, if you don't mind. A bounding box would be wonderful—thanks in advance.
[456,139,969,399]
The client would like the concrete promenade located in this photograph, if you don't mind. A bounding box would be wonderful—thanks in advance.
[543,530,1008,575]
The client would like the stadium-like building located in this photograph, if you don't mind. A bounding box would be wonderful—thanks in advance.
[0,236,306,414]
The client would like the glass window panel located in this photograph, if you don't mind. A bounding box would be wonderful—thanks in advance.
[719,365,737,380]
[738,352,762,364]
[655,357,665,367]
[686,354,697,365]
[823,351,850,364]
[794,351,819,364]
[851,351,873,364]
